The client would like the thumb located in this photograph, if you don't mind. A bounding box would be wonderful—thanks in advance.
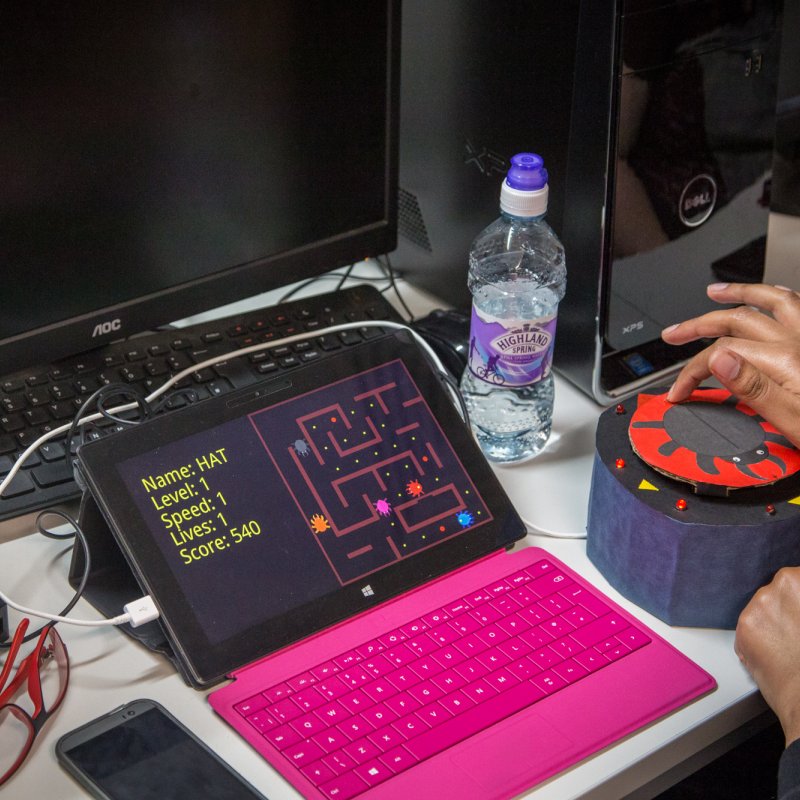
[709,347,800,447]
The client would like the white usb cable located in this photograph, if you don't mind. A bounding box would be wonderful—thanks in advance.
[0,320,450,499]
[0,589,159,628]
[0,320,452,627]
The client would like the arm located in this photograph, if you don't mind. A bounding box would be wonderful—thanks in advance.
[663,281,800,755]
[661,282,800,448]
[735,567,800,749]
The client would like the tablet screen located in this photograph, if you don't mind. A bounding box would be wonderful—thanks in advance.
[77,332,525,685]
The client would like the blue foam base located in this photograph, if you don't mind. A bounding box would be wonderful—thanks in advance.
[587,452,800,629]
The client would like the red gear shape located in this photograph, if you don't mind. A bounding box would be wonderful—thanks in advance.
[629,389,800,490]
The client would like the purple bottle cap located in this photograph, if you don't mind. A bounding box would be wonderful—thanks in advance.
[505,153,548,192]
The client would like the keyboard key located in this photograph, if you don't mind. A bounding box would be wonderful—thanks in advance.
[265,724,302,750]
[32,460,74,488]
[292,686,326,712]
[529,570,574,598]
[319,771,367,800]
[284,739,325,768]
[570,613,630,649]
[0,470,34,498]
[291,711,329,738]
[312,728,351,754]
[270,697,303,723]
[342,737,381,765]
[234,693,269,716]
[379,745,417,773]
[301,760,336,785]
[246,709,279,733]
[353,758,394,788]
[404,679,546,762]
[617,627,651,651]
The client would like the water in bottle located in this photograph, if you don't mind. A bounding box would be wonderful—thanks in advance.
[459,153,566,463]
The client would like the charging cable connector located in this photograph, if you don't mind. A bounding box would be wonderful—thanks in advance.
[123,595,160,627]
[0,588,160,628]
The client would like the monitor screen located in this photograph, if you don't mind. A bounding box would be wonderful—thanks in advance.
[0,2,399,375]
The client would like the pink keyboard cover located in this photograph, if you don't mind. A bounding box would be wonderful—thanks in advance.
[210,547,716,799]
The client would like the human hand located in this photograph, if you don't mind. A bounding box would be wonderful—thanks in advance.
[735,567,800,747]
[661,282,800,448]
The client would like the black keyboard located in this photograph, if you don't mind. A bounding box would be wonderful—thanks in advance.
[0,285,402,525]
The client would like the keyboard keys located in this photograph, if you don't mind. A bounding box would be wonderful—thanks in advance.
[0,286,400,522]
[232,558,653,799]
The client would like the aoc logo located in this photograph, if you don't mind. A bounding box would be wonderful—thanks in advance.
[679,174,717,228]
[92,318,122,338]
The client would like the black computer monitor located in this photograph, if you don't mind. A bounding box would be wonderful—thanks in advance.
[0,2,399,375]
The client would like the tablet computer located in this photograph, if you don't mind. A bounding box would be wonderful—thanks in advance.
[76,330,525,686]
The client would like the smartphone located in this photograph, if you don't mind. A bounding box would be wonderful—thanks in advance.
[56,699,268,800]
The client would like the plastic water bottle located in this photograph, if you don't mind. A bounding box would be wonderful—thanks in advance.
[459,153,566,463]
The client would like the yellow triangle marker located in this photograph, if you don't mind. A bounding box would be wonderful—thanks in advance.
[789,496,800,506]
[638,479,659,491]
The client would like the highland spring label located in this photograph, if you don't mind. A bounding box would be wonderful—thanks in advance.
[468,307,557,387]
[493,327,552,358]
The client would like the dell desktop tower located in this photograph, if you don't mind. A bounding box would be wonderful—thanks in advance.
[557,0,783,403]
[394,0,784,404]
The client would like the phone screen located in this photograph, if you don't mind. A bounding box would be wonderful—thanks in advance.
[57,702,266,800]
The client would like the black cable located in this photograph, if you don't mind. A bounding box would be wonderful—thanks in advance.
[378,254,415,322]
[149,387,201,415]
[0,509,91,647]
[66,381,203,455]
[95,384,152,427]
[276,267,396,304]
[438,370,470,426]
[334,262,356,293]
[65,383,151,458]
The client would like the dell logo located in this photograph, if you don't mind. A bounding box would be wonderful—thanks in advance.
[679,174,717,228]
[683,192,712,211]
[92,318,122,337]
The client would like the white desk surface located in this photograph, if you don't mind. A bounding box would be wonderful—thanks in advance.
[0,270,768,800]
